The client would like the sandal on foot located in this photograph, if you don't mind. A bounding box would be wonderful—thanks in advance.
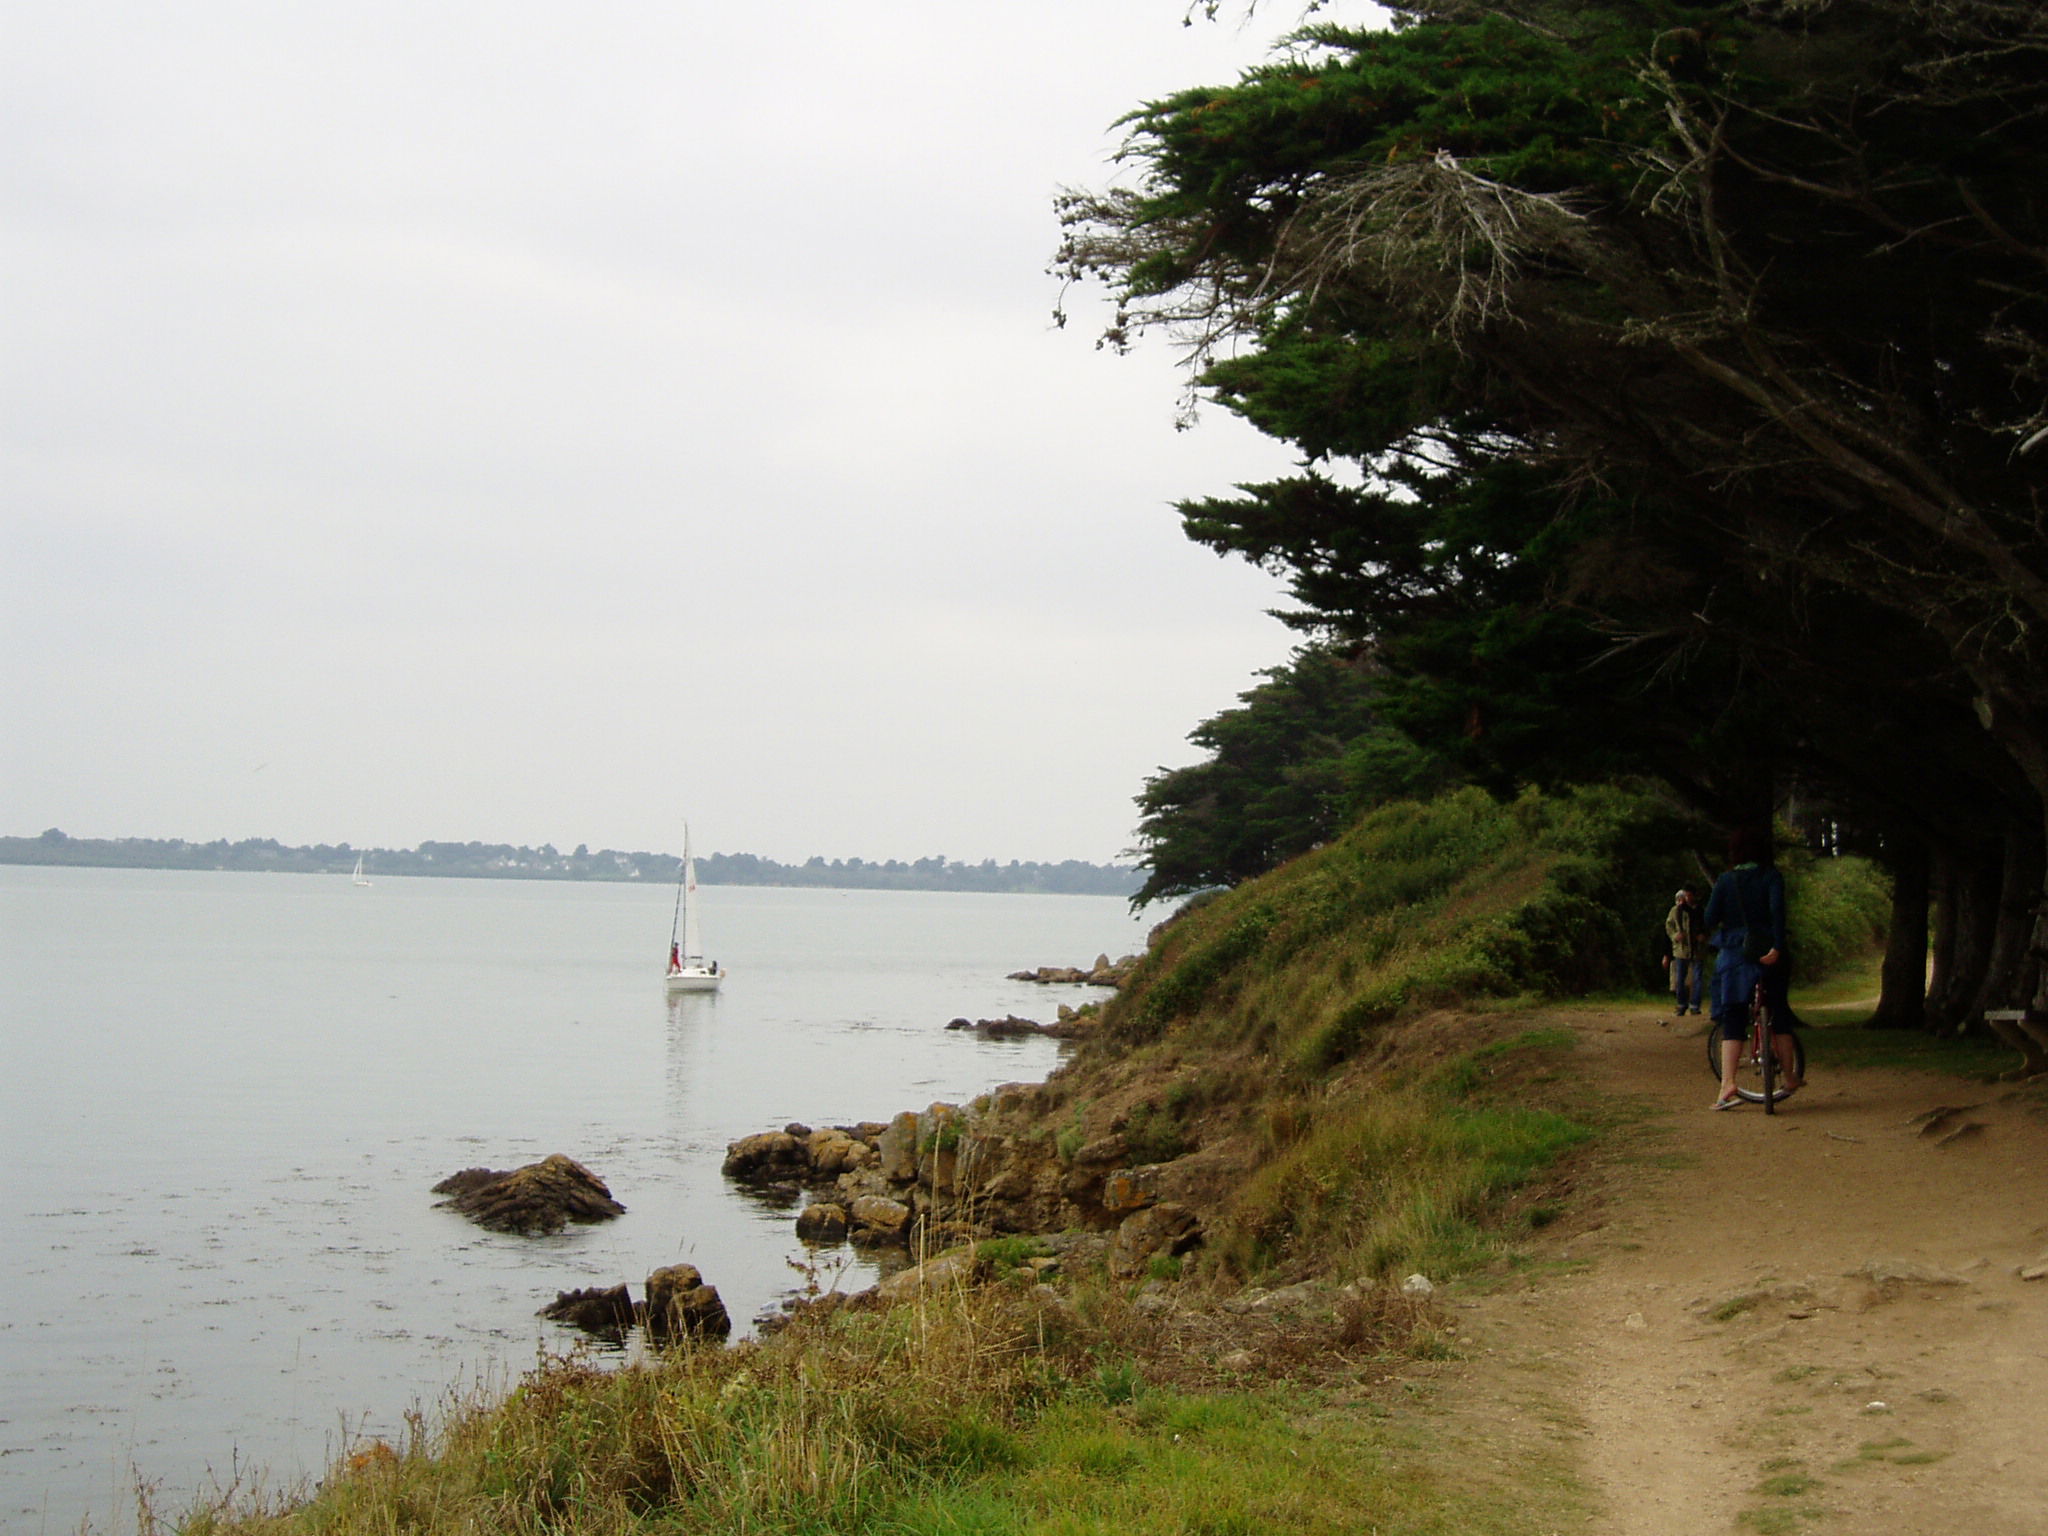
[1713,1094,1742,1111]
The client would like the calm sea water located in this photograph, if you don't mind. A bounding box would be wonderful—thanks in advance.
[0,865,1152,1533]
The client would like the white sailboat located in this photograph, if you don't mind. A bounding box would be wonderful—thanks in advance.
[351,854,371,887]
[663,825,723,992]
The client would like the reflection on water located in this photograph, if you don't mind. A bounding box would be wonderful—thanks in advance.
[0,866,1149,1532]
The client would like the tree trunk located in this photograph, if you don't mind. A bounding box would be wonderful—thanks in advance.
[1868,835,1929,1030]
[1924,845,1960,1028]
[1963,820,2044,1025]
[1926,842,2001,1033]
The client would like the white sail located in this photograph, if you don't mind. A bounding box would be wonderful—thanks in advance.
[682,827,704,966]
[664,821,722,991]
[352,855,370,887]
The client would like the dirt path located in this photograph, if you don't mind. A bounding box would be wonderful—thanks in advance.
[1449,1003,2048,1535]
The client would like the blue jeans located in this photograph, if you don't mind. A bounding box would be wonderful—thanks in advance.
[1672,956,1704,1011]
[1714,952,1764,1042]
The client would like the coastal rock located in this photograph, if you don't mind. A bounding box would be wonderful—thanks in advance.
[875,1249,988,1305]
[431,1154,624,1235]
[1071,1133,1129,1168]
[539,1283,637,1337]
[729,1079,1221,1269]
[876,1111,921,1182]
[1007,954,1142,988]
[1108,1201,1201,1279]
[796,1202,850,1242]
[946,1011,1100,1040]
[916,1103,967,1192]
[947,1013,1046,1038]
[645,1264,732,1343]
[721,1131,808,1182]
[805,1128,873,1177]
[983,1083,1042,1115]
[849,1195,914,1244]
[1101,1164,1167,1216]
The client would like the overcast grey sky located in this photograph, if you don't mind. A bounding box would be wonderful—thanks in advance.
[2,2,1339,866]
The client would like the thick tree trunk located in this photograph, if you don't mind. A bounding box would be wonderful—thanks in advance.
[1925,843,2000,1033]
[1923,846,1960,1027]
[1868,836,1929,1030]
[1964,820,2043,1024]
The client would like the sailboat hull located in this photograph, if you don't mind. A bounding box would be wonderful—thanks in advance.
[664,824,721,988]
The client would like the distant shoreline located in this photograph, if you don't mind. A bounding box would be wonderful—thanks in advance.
[0,831,1142,898]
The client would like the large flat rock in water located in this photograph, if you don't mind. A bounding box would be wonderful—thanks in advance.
[432,1154,624,1235]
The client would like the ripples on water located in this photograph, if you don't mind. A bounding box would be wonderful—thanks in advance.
[0,867,1151,1531]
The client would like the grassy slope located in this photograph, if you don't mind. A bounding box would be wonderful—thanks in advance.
[165,787,1893,1536]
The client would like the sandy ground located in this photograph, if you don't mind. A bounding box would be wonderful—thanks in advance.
[1446,1003,2048,1535]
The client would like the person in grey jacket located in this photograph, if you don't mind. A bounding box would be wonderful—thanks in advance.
[1663,887,1706,1016]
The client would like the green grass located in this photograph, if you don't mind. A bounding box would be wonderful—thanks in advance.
[1737,1507,1825,1534]
[159,1287,1589,1536]
[1708,1292,1762,1322]
[1110,785,1704,1070]
[1778,951,2026,1077]
[1834,1436,1948,1472]
[1211,1030,1596,1283]
[1799,1019,2017,1078]
[1757,1470,1821,1497]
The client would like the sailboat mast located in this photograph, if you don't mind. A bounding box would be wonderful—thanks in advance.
[681,824,704,965]
[669,828,687,952]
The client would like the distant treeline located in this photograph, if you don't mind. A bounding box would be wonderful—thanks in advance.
[0,829,1141,896]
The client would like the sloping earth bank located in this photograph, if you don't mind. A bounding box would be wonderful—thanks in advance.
[1440,1003,2048,1535]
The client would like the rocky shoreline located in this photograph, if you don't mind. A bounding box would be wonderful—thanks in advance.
[720,1085,1204,1324]
[473,953,1189,1344]
[1007,951,1141,987]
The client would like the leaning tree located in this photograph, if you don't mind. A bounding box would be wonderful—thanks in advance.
[1061,0,2048,1048]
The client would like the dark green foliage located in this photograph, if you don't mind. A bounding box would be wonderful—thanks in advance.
[1130,644,1456,905]
[1066,1,2048,1016]
[1120,1100,1191,1165]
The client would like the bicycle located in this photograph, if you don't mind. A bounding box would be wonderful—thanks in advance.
[1704,979,1806,1112]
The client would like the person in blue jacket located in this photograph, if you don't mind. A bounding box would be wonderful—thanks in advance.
[1703,825,1801,1108]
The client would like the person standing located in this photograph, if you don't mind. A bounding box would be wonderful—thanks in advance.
[1703,826,1800,1108]
[1663,887,1706,1016]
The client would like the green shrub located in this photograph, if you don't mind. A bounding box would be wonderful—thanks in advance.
[1108,784,1696,1069]
[1778,848,1889,981]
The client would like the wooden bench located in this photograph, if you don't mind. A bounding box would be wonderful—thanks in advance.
[1982,1009,2048,1078]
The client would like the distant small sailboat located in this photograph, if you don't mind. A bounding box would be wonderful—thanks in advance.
[664,825,723,992]
[351,854,371,887]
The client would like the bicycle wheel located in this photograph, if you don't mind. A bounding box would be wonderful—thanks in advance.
[1729,1021,1806,1104]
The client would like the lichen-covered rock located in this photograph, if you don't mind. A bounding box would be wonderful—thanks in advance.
[1108,1201,1201,1279]
[848,1195,913,1244]
[1101,1164,1166,1216]
[915,1103,967,1192]
[431,1154,624,1235]
[1070,1133,1129,1168]
[804,1128,873,1177]
[876,1111,921,1181]
[645,1263,731,1343]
